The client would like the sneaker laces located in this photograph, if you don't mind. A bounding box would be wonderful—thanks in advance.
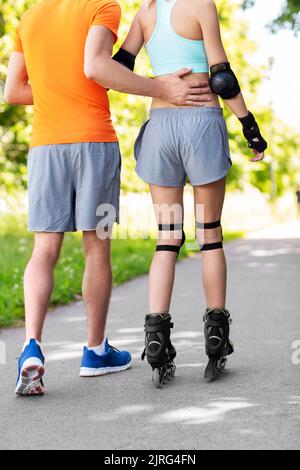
[107,343,120,353]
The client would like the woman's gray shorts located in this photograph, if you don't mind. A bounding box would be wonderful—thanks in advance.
[134,107,232,187]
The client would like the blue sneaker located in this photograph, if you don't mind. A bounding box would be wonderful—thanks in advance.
[15,339,45,396]
[80,339,131,377]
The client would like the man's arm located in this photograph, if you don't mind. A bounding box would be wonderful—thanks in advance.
[4,52,33,105]
[84,25,210,106]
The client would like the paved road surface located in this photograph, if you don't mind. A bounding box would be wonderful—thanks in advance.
[0,230,299,450]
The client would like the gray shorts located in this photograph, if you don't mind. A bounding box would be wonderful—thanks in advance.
[27,142,121,232]
[134,107,232,187]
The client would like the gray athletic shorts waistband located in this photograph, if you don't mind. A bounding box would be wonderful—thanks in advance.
[149,106,224,119]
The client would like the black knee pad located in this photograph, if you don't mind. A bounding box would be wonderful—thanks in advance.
[156,223,185,257]
[196,220,223,251]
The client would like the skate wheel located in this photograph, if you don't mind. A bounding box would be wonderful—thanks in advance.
[161,369,168,384]
[204,358,215,380]
[164,366,171,381]
[204,357,227,381]
[169,363,176,378]
[152,368,163,389]
[219,357,227,371]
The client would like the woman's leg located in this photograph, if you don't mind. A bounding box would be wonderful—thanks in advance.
[193,177,227,308]
[148,184,184,314]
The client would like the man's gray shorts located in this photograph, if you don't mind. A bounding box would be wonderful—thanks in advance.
[134,107,232,187]
[27,142,121,232]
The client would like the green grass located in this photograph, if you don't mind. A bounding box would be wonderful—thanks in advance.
[0,219,243,328]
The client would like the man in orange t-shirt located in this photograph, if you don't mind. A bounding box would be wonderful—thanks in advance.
[5,0,209,395]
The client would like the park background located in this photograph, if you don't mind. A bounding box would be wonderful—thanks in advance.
[0,0,299,327]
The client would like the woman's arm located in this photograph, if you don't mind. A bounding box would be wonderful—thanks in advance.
[121,9,145,56]
[111,9,144,71]
[198,0,267,160]
[197,0,248,118]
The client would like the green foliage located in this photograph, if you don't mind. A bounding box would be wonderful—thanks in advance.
[0,0,34,190]
[242,0,300,33]
[0,0,299,196]
[0,214,242,327]
[0,218,158,327]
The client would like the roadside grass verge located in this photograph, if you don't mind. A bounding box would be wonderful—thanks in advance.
[0,218,243,328]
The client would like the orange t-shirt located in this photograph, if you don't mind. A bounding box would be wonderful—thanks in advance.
[14,0,121,148]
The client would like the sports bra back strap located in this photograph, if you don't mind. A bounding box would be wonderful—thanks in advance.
[158,0,178,26]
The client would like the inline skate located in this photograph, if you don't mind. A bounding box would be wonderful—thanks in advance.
[141,313,176,388]
[203,307,234,380]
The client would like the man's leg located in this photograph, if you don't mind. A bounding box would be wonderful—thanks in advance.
[80,229,131,377]
[77,143,131,376]
[82,231,112,347]
[24,232,64,341]
[16,232,63,395]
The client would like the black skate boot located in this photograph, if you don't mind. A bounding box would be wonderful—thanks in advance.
[203,307,234,380]
[141,313,176,388]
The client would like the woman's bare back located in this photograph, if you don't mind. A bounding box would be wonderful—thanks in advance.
[140,0,220,109]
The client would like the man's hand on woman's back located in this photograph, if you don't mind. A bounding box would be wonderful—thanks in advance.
[156,68,212,106]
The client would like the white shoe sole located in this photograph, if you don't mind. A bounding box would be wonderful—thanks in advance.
[80,361,131,377]
[15,357,45,396]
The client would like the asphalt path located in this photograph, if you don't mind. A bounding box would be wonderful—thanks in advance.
[0,232,299,449]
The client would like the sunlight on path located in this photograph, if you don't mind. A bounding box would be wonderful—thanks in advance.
[245,221,300,240]
[153,400,256,425]
[87,399,257,426]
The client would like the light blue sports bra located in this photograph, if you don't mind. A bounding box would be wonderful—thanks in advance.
[146,0,209,76]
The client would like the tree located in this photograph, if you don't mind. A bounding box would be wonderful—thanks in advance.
[242,0,300,33]
[0,0,34,190]
[0,0,299,196]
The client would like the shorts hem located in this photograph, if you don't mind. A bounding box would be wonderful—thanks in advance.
[28,227,76,233]
[78,221,119,231]
[28,222,120,232]
[135,171,185,188]
[189,168,231,186]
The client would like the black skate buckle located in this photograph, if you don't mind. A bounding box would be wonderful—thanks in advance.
[203,308,232,324]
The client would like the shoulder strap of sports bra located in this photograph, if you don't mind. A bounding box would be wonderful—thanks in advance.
[157,0,178,26]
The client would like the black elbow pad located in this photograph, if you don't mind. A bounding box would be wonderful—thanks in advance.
[209,62,241,99]
[112,48,136,71]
